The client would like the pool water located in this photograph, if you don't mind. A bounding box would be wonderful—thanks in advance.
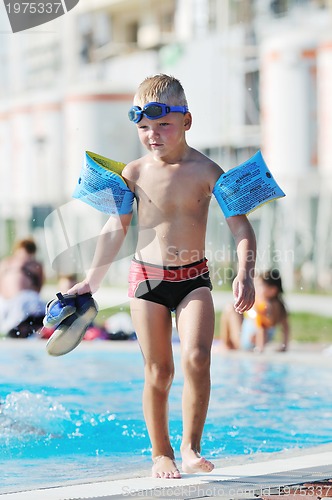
[1,340,332,493]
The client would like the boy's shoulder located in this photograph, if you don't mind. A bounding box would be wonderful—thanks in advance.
[191,147,222,167]
[122,155,149,188]
[122,156,145,177]
[191,148,224,181]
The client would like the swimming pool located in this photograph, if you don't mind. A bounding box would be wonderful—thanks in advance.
[1,339,332,494]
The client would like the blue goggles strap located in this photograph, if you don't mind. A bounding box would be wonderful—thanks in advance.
[128,102,189,123]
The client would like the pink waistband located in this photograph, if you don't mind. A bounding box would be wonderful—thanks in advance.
[129,258,209,282]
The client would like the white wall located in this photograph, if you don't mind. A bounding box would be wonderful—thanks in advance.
[317,38,332,175]
[260,30,318,180]
[160,29,248,150]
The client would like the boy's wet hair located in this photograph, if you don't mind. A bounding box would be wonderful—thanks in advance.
[135,74,188,107]
[260,269,283,294]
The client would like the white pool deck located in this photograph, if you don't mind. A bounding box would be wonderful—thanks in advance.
[2,445,332,500]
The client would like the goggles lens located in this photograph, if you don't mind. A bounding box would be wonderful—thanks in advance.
[128,102,189,123]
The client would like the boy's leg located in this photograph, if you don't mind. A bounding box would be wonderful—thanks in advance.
[130,297,181,479]
[176,287,215,473]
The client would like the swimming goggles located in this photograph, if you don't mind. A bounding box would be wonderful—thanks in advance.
[128,102,189,123]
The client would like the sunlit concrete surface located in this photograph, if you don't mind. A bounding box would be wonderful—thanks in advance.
[1,446,332,500]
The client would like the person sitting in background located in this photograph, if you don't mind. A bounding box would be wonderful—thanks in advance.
[0,238,45,338]
[0,238,44,298]
[220,269,290,352]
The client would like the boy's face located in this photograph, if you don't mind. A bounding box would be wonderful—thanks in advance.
[134,104,192,159]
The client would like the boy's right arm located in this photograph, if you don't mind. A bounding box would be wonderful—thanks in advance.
[67,212,133,295]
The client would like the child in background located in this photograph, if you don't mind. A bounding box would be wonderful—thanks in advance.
[221,269,290,352]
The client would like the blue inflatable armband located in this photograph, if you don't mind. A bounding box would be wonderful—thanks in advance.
[213,151,285,217]
[73,151,135,215]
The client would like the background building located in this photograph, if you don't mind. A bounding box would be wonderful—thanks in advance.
[0,0,331,291]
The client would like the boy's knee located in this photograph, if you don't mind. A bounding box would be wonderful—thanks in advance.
[183,346,210,374]
[145,362,174,391]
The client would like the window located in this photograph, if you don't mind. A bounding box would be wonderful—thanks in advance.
[126,21,138,44]
[270,0,288,15]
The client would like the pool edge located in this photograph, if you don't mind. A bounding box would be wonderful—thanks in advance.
[2,444,332,499]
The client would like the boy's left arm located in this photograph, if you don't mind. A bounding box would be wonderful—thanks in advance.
[226,215,256,313]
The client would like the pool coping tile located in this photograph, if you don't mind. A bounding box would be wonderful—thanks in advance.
[1,448,332,500]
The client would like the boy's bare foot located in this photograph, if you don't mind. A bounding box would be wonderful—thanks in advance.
[181,449,214,474]
[152,455,181,479]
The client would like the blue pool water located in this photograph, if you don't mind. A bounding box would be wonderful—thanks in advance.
[1,339,332,493]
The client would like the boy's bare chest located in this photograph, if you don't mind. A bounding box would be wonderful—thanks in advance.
[137,167,205,202]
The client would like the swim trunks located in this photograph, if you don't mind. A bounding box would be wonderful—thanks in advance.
[128,257,212,311]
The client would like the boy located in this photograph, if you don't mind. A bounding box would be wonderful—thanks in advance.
[67,74,256,478]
